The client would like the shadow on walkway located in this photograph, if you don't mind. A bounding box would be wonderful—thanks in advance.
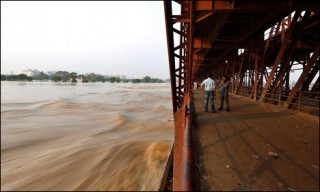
[192,90,319,191]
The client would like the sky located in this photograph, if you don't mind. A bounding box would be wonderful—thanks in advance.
[1,1,315,83]
[1,1,171,79]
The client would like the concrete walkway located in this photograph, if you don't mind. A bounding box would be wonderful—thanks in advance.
[192,90,319,191]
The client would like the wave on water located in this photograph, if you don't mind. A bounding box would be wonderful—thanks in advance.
[1,82,174,191]
[38,98,79,110]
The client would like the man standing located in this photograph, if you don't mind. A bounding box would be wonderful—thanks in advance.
[200,74,216,113]
[218,75,231,111]
[193,81,198,90]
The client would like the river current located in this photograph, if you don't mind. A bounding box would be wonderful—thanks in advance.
[1,81,174,191]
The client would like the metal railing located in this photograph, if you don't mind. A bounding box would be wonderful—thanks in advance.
[231,85,319,116]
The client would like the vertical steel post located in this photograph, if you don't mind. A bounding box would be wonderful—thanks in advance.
[298,91,302,112]
[254,52,258,100]
[164,1,195,191]
[164,0,177,113]
[232,62,235,94]
[235,53,245,95]
[278,87,281,106]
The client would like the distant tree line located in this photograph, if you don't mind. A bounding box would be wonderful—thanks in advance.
[1,71,165,83]
[1,74,33,81]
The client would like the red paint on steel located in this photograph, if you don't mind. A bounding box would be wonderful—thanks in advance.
[164,0,320,190]
[163,0,178,113]
[173,106,185,191]
[173,94,195,191]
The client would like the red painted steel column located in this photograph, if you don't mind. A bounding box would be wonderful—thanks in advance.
[173,94,194,191]
[164,0,178,113]
[164,1,195,190]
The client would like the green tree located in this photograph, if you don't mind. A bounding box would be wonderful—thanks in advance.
[37,71,49,80]
[153,78,164,83]
[55,71,70,82]
[87,73,96,82]
[17,74,32,81]
[109,77,121,83]
[52,76,61,82]
[140,76,164,83]
[48,74,55,81]
[3,74,33,81]
[96,74,105,82]
[142,76,151,83]
[1,75,6,81]
[132,79,142,83]
[6,75,16,81]
[109,77,116,83]
[70,72,78,82]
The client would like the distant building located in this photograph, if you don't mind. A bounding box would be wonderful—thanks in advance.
[70,76,83,83]
[76,76,83,83]
[22,69,32,76]
[23,69,40,77]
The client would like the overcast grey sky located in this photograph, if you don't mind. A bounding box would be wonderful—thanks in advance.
[1,1,172,79]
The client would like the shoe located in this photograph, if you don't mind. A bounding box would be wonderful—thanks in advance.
[226,109,230,112]
[212,111,216,113]
[205,110,208,113]
[218,108,223,110]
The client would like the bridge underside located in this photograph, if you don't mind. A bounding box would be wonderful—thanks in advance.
[164,0,319,191]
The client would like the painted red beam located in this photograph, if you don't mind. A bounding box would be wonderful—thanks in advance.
[164,0,178,113]
[173,94,195,191]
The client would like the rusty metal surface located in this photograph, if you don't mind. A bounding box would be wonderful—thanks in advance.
[164,0,319,191]
[173,105,185,190]
[172,94,194,191]
[165,0,319,112]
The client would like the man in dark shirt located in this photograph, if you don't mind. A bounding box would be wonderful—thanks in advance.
[218,75,230,111]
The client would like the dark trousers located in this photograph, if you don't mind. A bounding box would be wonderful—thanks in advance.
[205,90,215,112]
[219,93,229,110]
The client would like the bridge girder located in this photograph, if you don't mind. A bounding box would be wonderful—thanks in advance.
[164,0,319,191]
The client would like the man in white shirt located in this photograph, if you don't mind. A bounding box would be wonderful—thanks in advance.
[200,73,216,113]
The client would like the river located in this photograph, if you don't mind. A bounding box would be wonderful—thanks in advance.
[1,81,174,191]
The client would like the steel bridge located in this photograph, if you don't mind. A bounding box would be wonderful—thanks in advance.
[163,0,319,191]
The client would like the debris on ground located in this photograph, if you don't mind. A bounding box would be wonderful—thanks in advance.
[252,154,259,159]
[288,187,297,191]
[268,151,279,159]
[196,161,205,172]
